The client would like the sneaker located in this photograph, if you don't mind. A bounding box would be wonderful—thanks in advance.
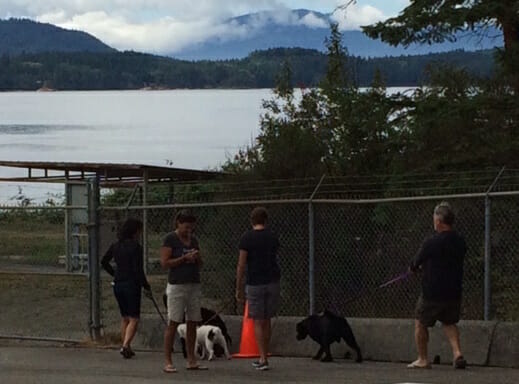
[255,362,269,371]
[251,360,261,368]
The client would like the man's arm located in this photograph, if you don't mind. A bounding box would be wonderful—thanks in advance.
[235,250,247,302]
[410,239,432,272]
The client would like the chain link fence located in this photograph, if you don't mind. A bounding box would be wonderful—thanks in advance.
[100,202,310,318]
[313,199,485,319]
[0,206,92,340]
[1,171,518,343]
[98,193,518,322]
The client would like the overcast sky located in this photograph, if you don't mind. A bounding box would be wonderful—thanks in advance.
[0,0,410,54]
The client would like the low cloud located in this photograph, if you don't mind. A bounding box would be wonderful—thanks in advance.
[37,11,252,53]
[331,3,387,30]
[2,0,390,54]
[299,12,329,29]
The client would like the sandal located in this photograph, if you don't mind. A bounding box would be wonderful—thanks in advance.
[407,360,431,369]
[120,347,132,359]
[163,365,177,373]
[454,356,467,369]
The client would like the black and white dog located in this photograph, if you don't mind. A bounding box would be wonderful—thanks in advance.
[177,324,231,361]
[296,310,363,363]
[162,293,232,358]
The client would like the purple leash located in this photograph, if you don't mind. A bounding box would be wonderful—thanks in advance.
[378,271,412,289]
[342,270,412,305]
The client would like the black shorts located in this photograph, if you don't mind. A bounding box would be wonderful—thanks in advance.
[113,281,141,318]
[415,295,461,327]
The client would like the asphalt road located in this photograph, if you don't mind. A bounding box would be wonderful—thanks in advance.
[1,343,518,384]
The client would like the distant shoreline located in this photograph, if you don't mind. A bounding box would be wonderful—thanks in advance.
[0,85,420,93]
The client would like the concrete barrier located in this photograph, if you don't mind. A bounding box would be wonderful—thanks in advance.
[135,315,516,368]
[488,322,519,368]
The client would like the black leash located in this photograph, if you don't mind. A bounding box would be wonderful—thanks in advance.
[147,293,168,326]
[147,292,234,327]
[202,298,235,326]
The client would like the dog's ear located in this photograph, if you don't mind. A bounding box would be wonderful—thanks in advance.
[208,329,215,341]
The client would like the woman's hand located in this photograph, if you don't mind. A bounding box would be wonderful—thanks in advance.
[183,250,198,264]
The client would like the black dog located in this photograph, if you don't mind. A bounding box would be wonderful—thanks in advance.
[162,293,232,358]
[296,310,362,363]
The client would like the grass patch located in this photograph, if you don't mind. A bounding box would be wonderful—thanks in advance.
[0,218,65,265]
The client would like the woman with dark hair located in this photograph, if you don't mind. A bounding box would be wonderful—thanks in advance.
[161,210,206,372]
[101,217,152,359]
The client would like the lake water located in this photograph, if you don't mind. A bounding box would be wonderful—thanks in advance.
[0,88,413,203]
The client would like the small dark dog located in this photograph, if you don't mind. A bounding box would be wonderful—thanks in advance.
[296,310,362,363]
[162,293,232,358]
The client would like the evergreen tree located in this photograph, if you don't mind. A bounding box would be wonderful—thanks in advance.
[362,0,519,85]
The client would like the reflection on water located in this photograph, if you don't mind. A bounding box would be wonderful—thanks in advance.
[0,143,76,150]
[0,124,91,135]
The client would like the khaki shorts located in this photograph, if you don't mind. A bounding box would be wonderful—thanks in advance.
[415,295,461,327]
[166,283,202,323]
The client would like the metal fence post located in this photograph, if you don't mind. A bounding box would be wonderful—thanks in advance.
[484,196,491,321]
[308,175,326,315]
[308,202,315,315]
[142,169,149,274]
[65,183,71,272]
[87,177,102,340]
[483,166,505,321]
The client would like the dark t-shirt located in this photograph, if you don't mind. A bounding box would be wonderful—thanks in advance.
[239,228,280,286]
[163,232,200,285]
[411,230,466,301]
[101,239,150,290]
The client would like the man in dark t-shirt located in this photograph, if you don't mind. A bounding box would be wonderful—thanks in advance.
[408,202,467,370]
[236,207,280,371]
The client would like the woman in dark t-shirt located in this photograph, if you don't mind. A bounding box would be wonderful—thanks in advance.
[101,218,151,359]
[160,210,206,372]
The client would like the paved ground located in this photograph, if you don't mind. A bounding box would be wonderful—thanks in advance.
[1,343,518,384]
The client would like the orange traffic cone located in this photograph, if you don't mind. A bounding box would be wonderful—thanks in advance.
[232,301,260,358]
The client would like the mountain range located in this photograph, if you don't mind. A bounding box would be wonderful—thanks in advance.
[174,9,502,60]
[0,18,114,56]
[0,10,503,60]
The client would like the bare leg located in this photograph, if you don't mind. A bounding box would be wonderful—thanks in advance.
[186,320,198,367]
[443,324,462,360]
[164,321,179,367]
[123,318,139,348]
[263,320,271,360]
[410,320,429,367]
[120,317,129,345]
[254,319,269,363]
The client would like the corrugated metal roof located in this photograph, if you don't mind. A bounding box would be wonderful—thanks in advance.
[0,160,223,185]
